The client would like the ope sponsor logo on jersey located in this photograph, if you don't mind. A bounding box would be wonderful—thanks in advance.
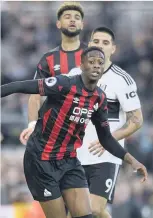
[69,102,98,124]
[69,107,93,124]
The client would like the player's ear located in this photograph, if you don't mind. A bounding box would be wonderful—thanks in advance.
[56,20,61,29]
[111,44,116,55]
[80,21,84,30]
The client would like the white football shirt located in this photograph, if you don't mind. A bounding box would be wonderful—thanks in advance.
[77,64,141,165]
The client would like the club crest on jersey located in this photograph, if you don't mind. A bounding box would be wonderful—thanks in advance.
[45,77,57,87]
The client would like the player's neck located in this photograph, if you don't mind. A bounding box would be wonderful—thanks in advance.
[81,74,97,91]
[104,60,112,71]
[61,35,80,51]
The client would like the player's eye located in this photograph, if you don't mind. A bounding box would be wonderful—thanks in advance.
[103,41,109,45]
[75,15,81,20]
[89,60,94,64]
[93,40,99,44]
[64,15,71,19]
[98,60,104,65]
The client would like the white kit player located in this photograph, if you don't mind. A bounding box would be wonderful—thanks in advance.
[77,27,143,218]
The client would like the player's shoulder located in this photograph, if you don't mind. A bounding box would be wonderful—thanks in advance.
[111,63,135,86]
[56,73,79,83]
[57,74,82,90]
[41,46,60,58]
[96,86,107,98]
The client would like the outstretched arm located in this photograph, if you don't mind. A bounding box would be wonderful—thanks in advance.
[1,76,66,98]
[1,80,40,97]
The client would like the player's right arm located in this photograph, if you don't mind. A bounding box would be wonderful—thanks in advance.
[1,76,69,98]
[91,92,148,182]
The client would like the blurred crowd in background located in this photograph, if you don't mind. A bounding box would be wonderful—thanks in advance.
[1,1,153,218]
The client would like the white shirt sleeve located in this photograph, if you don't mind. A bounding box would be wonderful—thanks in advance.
[115,75,141,112]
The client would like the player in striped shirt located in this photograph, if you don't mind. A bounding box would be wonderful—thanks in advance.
[1,47,147,218]
[20,2,86,145]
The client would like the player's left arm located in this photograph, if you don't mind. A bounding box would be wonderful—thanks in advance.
[112,108,143,141]
[113,76,143,140]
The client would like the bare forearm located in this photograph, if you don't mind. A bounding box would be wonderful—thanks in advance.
[112,109,143,141]
[28,94,41,122]
[28,94,46,122]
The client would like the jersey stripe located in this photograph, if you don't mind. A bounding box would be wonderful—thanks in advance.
[99,92,105,108]
[112,67,130,85]
[113,65,133,84]
[53,51,61,75]
[75,49,83,67]
[112,66,132,85]
[57,94,86,160]
[60,51,68,74]
[70,89,99,157]
[67,52,75,72]
[46,55,55,77]
[41,86,77,160]
[108,164,120,200]
[69,88,90,157]
[42,109,52,133]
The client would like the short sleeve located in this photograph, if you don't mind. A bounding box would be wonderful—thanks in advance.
[38,75,70,97]
[116,75,141,112]
[34,54,51,79]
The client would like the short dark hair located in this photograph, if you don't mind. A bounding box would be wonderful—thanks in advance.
[81,46,105,62]
[57,2,84,20]
[91,26,115,41]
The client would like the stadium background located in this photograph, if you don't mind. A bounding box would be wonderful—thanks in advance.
[1,1,153,218]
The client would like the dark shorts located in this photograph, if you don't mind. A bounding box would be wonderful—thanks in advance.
[23,150,88,202]
[83,162,120,204]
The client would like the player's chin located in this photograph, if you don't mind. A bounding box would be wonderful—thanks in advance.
[68,27,76,31]
[89,77,100,83]
[90,74,101,82]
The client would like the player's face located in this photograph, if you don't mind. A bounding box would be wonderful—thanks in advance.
[56,10,83,37]
[89,32,116,62]
[81,50,105,82]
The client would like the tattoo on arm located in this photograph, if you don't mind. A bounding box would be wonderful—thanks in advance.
[122,109,142,130]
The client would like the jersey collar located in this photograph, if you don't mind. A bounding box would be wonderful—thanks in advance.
[103,63,113,75]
